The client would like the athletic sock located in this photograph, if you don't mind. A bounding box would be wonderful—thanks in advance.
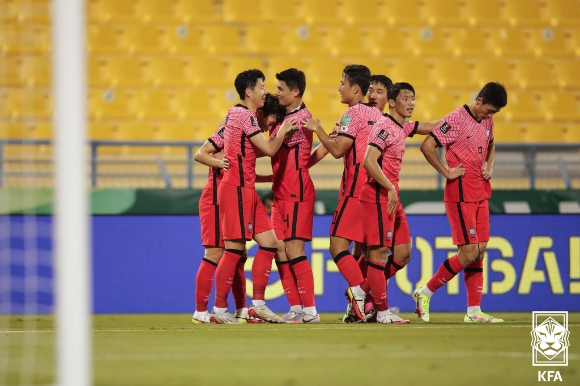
[195,258,217,312]
[467,306,481,314]
[303,306,317,315]
[235,307,248,317]
[276,261,302,308]
[232,257,247,310]
[426,254,465,293]
[251,246,277,301]
[367,261,388,311]
[385,254,405,280]
[214,249,243,308]
[290,256,316,308]
[291,305,303,313]
[356,254,369,279]
[334,250,365,287]
[464,259,484,309]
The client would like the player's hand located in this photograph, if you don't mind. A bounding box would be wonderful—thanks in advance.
[301,118,322,133]
[447,163,466,180]
[482,167,492,180]
[280,117,298,136]
[329,123,339,139]
[213,153,229,170]
[387,186,398,213]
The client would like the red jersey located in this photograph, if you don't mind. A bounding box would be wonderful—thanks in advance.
[360,115,419,203]
[199,124,225,205]
[270,104,315,202]
[221,104,263,189]
[430,105,494,203]
[337,103,383,198]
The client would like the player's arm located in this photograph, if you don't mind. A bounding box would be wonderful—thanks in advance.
[420,135,465,180]
[363,145,398,213]
[256,174,273,183]
[194,140,230,170]
[415,119,443,135]
[307,144,330,168]
[301,118,352,158]
[249,118,297,157]
[482,141,495,180]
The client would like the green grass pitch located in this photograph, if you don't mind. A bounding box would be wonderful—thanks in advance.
[2,313,579,386]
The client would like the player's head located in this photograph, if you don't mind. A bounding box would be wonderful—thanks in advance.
[234,69,266,108]
[275,68,306,108]
[256,93,285,132]
[368,75,393,112]
[473,82,508,120]
[261,191,274,215]
[388,82,416,119]
[339,64,371,105]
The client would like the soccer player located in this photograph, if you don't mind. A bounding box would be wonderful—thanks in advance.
[302,64,383,322]
[412,82,507,323]
[270,68,319,323]
[210,69,296,324]
[191,93,284,324]
[367,75,393,112]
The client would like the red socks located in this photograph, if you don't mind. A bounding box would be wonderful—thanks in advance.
[385,254,405,280]
[214,249,243,308]
[334,250,365,287]
[367,261,388,311]
[426,254,465,293]
[251,246,277,301]
[290,256,315,307]
[464,259,484,307]
[356,254,368,278]
[195,258,217,312]
[277,261,301,307]
[232,257,247,310]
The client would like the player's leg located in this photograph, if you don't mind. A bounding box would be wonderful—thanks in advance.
[352,242,367,278]
[386,204,412,280]
[192,246,222,323]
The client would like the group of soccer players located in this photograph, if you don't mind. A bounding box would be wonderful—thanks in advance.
[191,63,508,324]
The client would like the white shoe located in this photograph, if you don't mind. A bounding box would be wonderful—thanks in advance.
[282,310,301,323]
[300,312,321,323]
[248,303,284,323]
[376,309,410,324]
[191,312,211,324]
[209,310,242,324]
[346,287,366,323]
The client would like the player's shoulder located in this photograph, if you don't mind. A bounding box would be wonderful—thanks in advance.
[288,103,312,119]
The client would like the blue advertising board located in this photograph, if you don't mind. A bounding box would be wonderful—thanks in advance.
[2,215,579,314]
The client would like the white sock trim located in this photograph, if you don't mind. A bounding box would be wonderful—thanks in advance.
[467,306,481,314]
[421,286,434,298]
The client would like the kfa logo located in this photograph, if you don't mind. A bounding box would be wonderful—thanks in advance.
[538,371,562,382]
[531,311,570,366]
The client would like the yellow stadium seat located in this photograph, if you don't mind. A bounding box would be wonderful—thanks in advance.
[116,122,157,141]
[164,25,203,54]
[89,122,115,140]
[132,90,174,120]
[198,121,222,141]
[89,89,132,119]
[492,123,525,143]
[103,57,146,87]
[265,57,308,90]
[0,122,32,139]
[472,59,516,89]
[554,59,580,88]
[15,0,49,22]
[226,57,266,82]
[0,56,23,86]
[20,55,50,86]
[175,0,219,23]
[529,28,572,57]
[462,0,503,26]
[6,89,52,119]
[173,89,216,120]
[0,2,17,22]
[33,122,52,139]
[147,57,188,87]
[565,124,580,143]
[0,24,50,54]
[245,26,287,55]
[407,28,451,57]
[421,0,463,26]
[390,59,436,89]
[501,91,543,121]
[416,90,459,122]
[545,0,580,27]
[202,25,243,55]
[157,122,197,141]
[135,0,179,23]
[341,0,381,25]
[524,123,566,143]
[569,28,580,56]
[307,58,348,87]
[284,26,327,56]
[123,25,165,55]
[0,91,8,118]
[503,0,545,27]
[87,24,125,54]
[381,0,423,26]
[261,0,298,22]
[448,29,493,58]
[513,60,555,89]
[186,57,228,87]
[94,0,137,23]
[299,0,342,25]
[366,27,408,58]
[222,0,258,23]
[542,91,580,121]
[326,27,367,57]
[213,88,243,118]
[358,59,390,78]
[302,89,343,119]
[490,28,533,57]
[432,59,476,89]
[88,57,108,87]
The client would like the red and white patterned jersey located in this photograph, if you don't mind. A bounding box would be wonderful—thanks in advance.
[270,104,315,202]
[221,104,263,188]
[337,103,383,199]
[360,115,419,203]
[199,124,225,205]
[430,105,494,202]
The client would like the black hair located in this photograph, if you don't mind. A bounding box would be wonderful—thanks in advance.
[343,64,371,95]
[258,93,286,123]
[234,69,265,100]
[477,82,508,108]
[275,68,306,97]
[388,82,415,102]
[370,75,393,90]
[261,191,274,204]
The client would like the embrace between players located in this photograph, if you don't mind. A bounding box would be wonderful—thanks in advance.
[191,64,508,325]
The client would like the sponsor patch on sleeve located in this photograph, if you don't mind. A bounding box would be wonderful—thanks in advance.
[439,122,451,134]
[377,129,388,141]
[340,115,352,132]
[217,127,225,138]
[250,116,258,127]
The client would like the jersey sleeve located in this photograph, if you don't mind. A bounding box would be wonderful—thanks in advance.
[368,124,396,152]
[208,125,225,152]
[403,120,419,138]
[242,112,262,138]
[337,107,364,141]
[488,119,494,144]
[430,112,459,148]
